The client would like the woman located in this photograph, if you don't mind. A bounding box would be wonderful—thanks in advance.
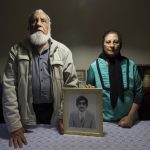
[86,30,143,128]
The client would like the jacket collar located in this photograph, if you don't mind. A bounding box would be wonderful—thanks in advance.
[49,38,59,56]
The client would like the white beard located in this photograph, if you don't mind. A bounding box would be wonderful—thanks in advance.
[29,31,51,45]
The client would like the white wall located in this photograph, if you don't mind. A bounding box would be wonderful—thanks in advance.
[72,46,150,70]
[0,0,150,76]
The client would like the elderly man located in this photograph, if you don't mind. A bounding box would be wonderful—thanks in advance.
[2,9,78,148]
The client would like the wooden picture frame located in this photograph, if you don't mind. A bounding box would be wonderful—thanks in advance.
[63,88,103,137]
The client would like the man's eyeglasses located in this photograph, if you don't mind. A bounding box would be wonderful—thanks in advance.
[78,102,86,105]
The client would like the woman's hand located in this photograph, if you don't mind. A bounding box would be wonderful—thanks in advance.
[118,103,139,128]
[85,84,95,88]
[118,115,134,128]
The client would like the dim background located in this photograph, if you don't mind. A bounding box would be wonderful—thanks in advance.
[0,0,150,76]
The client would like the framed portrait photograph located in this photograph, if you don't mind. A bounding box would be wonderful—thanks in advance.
[76,69,86,81]
[63,88,103,137]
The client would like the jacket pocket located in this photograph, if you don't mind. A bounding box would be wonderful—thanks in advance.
[17,55,30,75]
[52,61,64,80]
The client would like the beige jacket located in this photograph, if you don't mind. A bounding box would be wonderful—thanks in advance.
[2,38,78,132]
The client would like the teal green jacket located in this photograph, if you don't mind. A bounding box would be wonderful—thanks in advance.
[87,58,143,121]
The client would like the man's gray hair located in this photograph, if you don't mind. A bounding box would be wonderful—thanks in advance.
[28,9,51,24]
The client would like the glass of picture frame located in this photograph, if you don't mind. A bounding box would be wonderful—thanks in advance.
[76,69,86,81]
[76,69,86,88]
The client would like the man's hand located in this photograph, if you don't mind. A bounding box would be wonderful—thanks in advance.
[9,127,27,148]
[57,119,64,135]
[118,115,134,128]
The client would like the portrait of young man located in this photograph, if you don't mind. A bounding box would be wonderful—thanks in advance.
[69,95,96,129]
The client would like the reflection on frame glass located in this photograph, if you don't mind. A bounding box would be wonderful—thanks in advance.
[63,88,103,137]
[76,69,86,81]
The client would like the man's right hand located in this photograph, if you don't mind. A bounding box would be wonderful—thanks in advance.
[9,127,27,148]
[57,119,64,135]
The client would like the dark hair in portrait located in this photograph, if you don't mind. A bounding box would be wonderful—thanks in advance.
[76,95,88,107]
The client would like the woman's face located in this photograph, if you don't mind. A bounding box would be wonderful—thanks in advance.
[103,33,120,56]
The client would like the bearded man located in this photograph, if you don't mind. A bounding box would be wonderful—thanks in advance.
[2,9,78,148]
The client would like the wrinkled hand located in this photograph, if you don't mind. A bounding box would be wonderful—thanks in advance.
[9,127,27,148]
[118,116,134,128]
[85,84,95,88]
[57,119,64,135]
